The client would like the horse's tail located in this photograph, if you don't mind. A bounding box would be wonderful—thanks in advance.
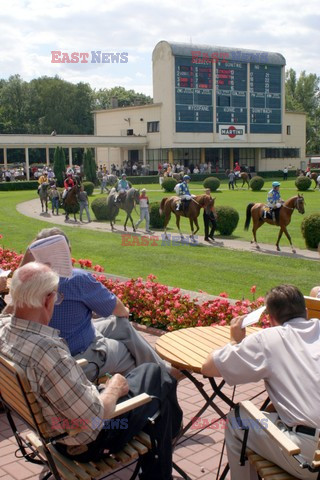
[159,197,167,215]
[244,203,255,230]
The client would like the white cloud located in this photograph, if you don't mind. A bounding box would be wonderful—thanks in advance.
[0,0,318,95]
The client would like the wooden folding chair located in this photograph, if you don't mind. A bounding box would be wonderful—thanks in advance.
[239,400,320,480]
[0,352,188,480]
[305,296,320,320]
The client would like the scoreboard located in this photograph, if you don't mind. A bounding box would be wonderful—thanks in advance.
[174,55,282,135]
[250,64,282,133]
[175,57,213,132]
[216,61,247,132]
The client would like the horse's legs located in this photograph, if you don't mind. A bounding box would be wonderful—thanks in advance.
[278,227,296,253]
[252,220,263,249]
[176,215,184,239]
[127,213,135,232]
[163,212,171,239]
[191,218,199,237]
[124,214,129,231]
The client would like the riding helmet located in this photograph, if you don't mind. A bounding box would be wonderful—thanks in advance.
[183,175,191,181]
[272,181,280,187]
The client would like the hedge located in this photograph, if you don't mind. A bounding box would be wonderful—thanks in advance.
[82,181,95,196]
[215,205,239,235]
[250,176,264,191]
[295,176,312,191]
[162,178,177,192]
[150,202,166,229]
[0,181,38,191]
[203,177,221,191]
[91,197,114,221]
[301,213,320,249]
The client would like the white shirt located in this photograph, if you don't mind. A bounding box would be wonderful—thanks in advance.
[213,318,320,428]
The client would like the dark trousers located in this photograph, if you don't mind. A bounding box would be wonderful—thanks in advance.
[203,211,216,239]
[55,364,182,480]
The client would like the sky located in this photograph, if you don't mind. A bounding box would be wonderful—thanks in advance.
[0,0,319,97]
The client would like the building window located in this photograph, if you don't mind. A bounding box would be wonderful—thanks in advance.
[262,148,300,158]
[287,125,291,135]
[147,121,160,133]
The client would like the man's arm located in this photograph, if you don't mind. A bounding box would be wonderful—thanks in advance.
[201,316,246,377]
[99,374,129,418]
[112,297,130,318]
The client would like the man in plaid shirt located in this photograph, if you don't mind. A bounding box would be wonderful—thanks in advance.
[0,262,182,479]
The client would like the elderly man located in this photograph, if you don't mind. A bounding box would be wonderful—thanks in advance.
[19,228,178,382]
[202,284,320,479]
[0,262,182,479]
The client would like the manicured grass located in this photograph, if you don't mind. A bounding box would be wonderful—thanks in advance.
[0,181,319,299]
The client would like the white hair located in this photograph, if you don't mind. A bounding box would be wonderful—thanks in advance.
[11,262,59,309]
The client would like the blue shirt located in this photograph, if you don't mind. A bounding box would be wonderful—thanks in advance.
[178,181,191,196]
[267,188,281,207]
[49,269,117,356]
[117,179,129,191]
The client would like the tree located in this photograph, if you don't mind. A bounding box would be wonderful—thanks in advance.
[94,86,152,109]
[53,147,66,187]
[285,69,320,154]
[83,149,97,184]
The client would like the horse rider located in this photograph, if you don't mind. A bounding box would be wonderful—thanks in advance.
[264,181,284,219]
[176,175,194,212]
[305,165,311,178]
[37,171,48,195]
[115,173,130,204]
[234,162,241,178]
[62,171,75,201]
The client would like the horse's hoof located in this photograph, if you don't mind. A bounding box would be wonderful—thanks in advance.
[276,247,280,252]
[292,249,296,254]
[256,244,260,250]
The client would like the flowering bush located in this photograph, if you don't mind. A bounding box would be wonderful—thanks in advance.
[1,234,269,330]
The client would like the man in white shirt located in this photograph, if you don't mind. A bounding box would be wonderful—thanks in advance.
[202,284,320,479]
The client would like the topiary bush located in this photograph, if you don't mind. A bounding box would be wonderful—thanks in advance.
[301,213,320,249]
[91,197,114,221]
[162,177,177,192]
[82,181,94,196]
[295,176,312,191]
[215,205,239,235]
[149,202,165,229]
[203,177,220,191]
[250,176,264,191]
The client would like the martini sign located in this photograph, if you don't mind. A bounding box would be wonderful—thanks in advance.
[218,125,246,141]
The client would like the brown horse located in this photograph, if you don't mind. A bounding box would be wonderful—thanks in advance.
[226,170,250,188]
[64,185,80,222]
[160,194,214,241]
[311,172,319,189]
[244,195,305,253]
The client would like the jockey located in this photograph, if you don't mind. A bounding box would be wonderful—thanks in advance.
[62,172,75,200]
[264,181,284,218]
[234,162,241,177]
[37,172,48,194]
[176,175,194,211]
[305,166,311,178]
[115,173,130,203]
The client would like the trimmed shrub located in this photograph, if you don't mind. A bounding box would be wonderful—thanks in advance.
[203,177,220,192]
[162,177,177,192]
[250,176,264,191]
[295,176,312,191]
[149,202,165,229]
[215,205,239,235]
[82,181,94,196]
[91,197,114,221]
[301,213,320,249]
[0,181,38,191]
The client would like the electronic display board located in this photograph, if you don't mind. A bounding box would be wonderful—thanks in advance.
[250,64,282,133]
[175,57,213,132]
[216,61,247,133]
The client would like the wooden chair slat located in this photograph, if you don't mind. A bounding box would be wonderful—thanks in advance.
[47,444,92,480]
[122,443,139,459]
[134,431,152,449]
[128,439,148,455]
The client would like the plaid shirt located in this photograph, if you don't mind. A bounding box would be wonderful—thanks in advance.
[0,316,105,445]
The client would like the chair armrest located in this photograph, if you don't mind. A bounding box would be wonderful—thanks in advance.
[76,358,88,368]
[240,400,301,456]
[110,393,152,419]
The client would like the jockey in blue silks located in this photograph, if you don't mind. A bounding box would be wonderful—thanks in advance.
[264,181,284,218]
[176,175,194,211]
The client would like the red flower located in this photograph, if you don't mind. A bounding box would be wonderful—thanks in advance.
[250,285,257,294]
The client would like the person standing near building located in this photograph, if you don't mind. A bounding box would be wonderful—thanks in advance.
[78,185,91,223]
[135,189,151,234]
[283,166,288,180]
[203,189,217,242]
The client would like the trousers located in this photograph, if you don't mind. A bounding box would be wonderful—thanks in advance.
[135,207,150,231]
[75,316,168,381]
[226,406,318,479]
[56,363,183,480]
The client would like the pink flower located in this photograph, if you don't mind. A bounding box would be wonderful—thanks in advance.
[250,285,256,294]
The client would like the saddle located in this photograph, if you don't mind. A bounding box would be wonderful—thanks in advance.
[176,199,190,214]
[262,206,281,224]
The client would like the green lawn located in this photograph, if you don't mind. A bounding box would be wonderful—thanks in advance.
[0,179,319,299]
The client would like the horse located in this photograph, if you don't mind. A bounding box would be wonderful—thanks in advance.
[160,194,214,241]
[244,195,305,253]
[311,172,319,189]
[226,170,250,188]
[63,185,80,222]
[39,182,50,213]
[172,172,184,182]
[107,187,140,231]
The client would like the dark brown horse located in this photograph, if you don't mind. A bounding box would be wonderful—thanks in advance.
[311,172,319,189]
[64,185,80,222]
[160,194,214,241]
[244,195,305,253]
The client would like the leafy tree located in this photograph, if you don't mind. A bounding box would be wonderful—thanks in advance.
[285,69,320,153]
[83,149,97,184]
[94,86,152,109]
[53,147,66,187]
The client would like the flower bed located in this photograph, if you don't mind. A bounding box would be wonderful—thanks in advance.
[0,235,269,330]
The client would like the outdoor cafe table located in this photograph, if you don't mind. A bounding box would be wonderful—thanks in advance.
[155,325,262,432]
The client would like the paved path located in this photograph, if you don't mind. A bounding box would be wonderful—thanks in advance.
[17,198,318,261]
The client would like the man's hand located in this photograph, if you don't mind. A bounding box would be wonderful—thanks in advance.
[105,374,129,398]
[230,316,246,344]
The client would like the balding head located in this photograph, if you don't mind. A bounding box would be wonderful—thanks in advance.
[11,262,59,309]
